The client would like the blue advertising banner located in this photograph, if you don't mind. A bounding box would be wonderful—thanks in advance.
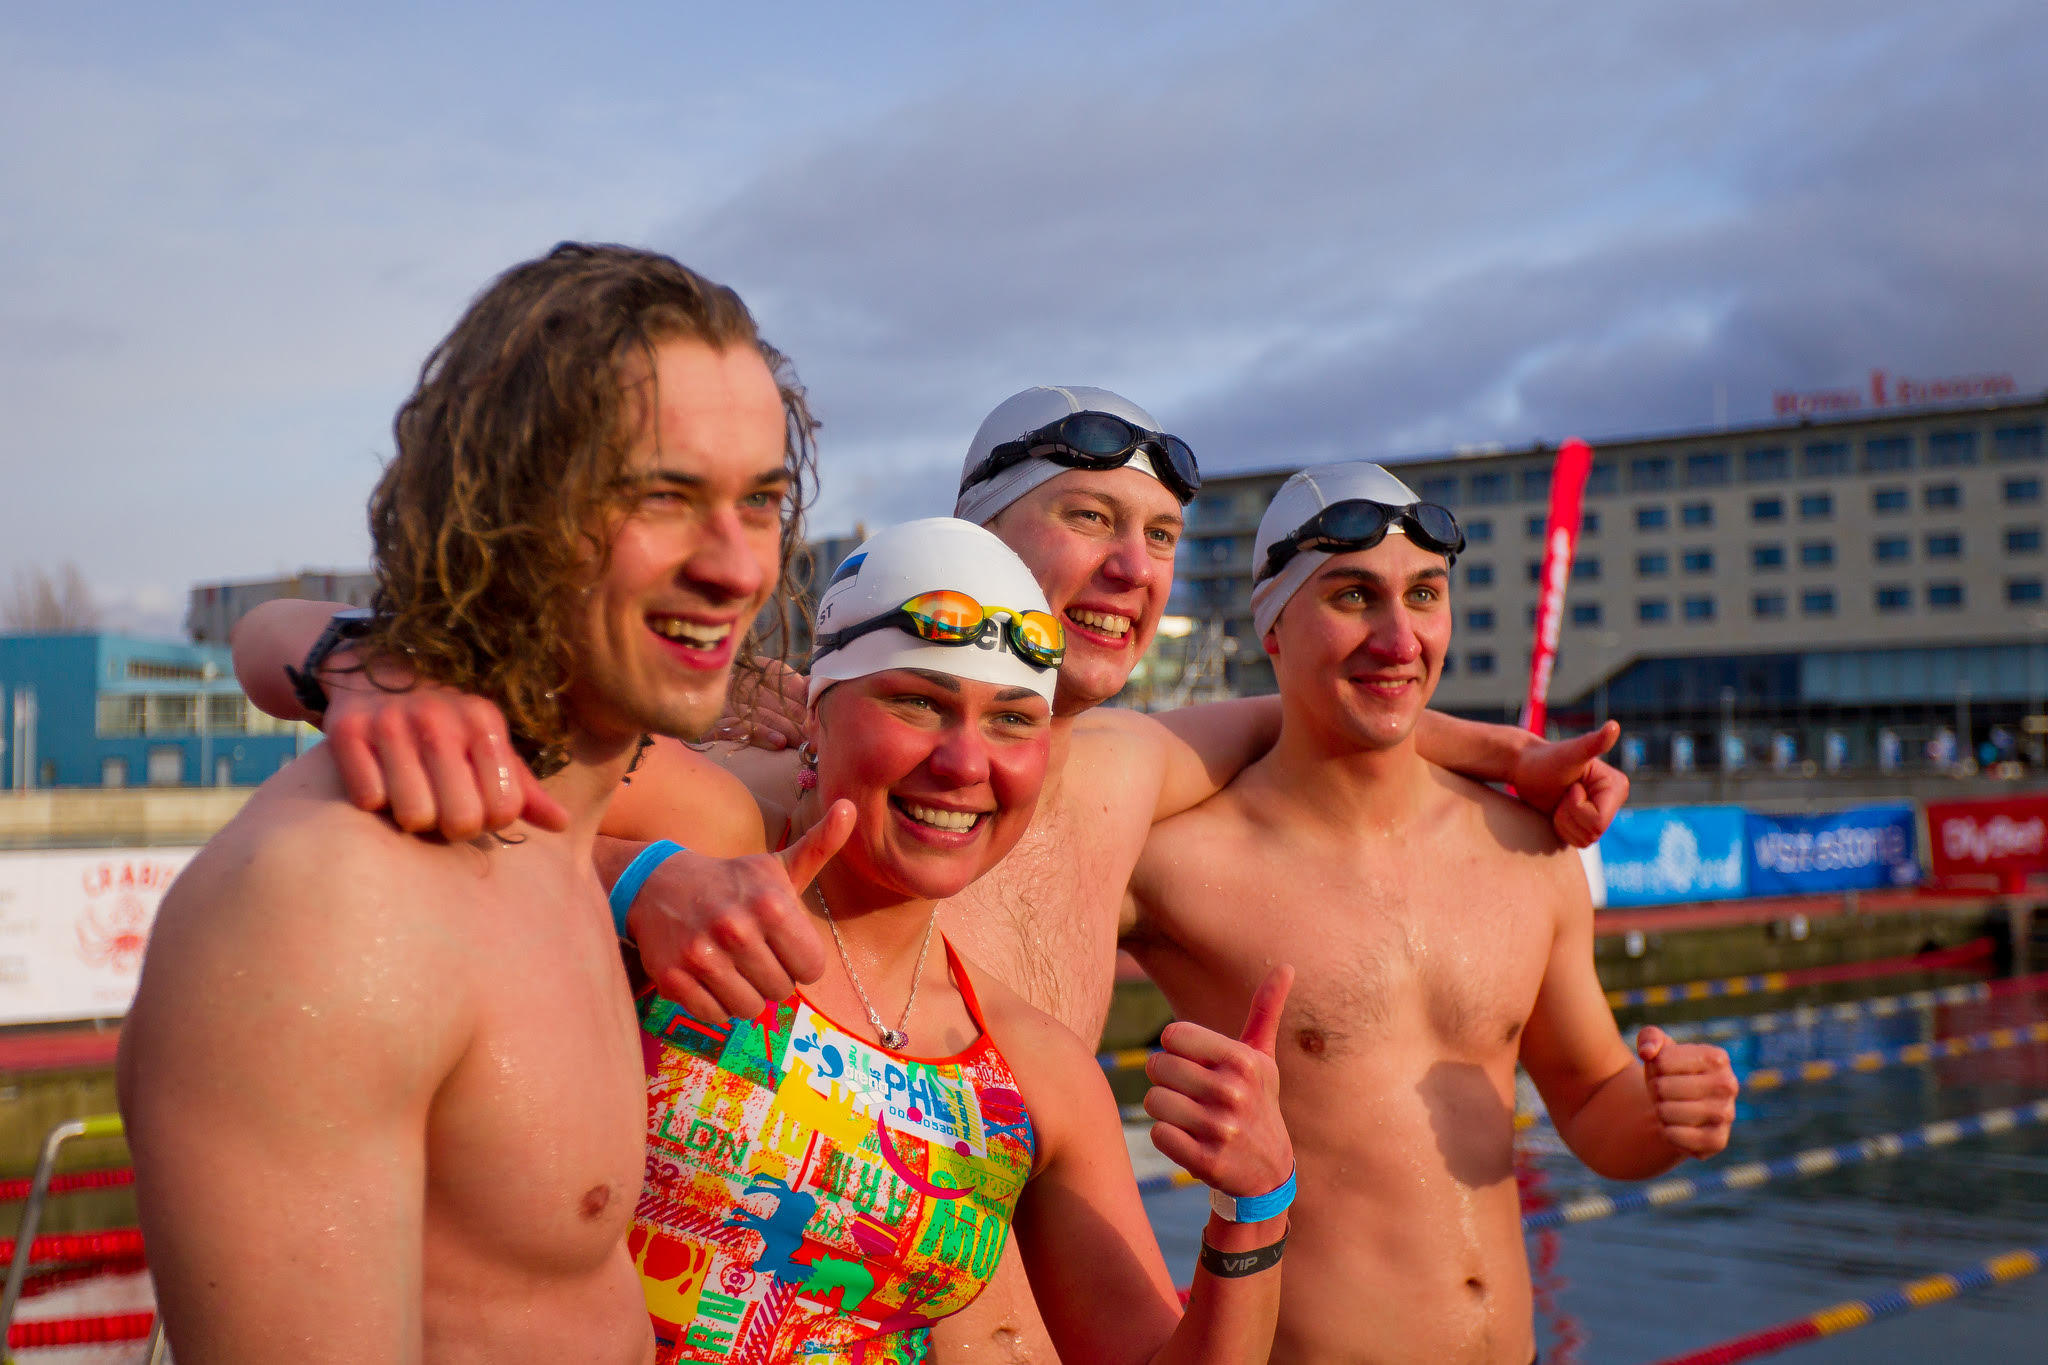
[1597,806,1749,907]
[1744,804,1920,896]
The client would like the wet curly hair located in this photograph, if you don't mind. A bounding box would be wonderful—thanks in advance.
[359,242,818,776]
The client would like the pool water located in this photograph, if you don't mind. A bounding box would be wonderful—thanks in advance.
[1138,969,2048,1363]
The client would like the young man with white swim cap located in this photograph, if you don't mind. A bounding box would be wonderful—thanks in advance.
[229,385,1631,1360]
[1124,459,1740,1365]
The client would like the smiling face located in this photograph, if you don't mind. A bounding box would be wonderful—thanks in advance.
[1263,533,1453,752]
[564,336,792,748]
[810,669,1052,903]
[984,467,1184,714]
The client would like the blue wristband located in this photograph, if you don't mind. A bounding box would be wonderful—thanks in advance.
[608,840,685,939]
[1209,1165,1296,1223]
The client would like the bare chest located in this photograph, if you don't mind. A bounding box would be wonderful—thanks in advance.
[426,871,647,1273]
[1151,829,1554,1062]
[937,777,1154,1044]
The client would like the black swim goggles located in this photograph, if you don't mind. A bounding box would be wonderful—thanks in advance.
[810,590,1067,671]
[959,412,1202,505]
[1254,500,1466,584]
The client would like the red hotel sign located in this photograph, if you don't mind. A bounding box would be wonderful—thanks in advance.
[1924,795,2048,889]
[1773,370,2016,418]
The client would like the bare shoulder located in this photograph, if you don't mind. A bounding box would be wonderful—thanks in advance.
[952,948,1109,1159]
[1071,708,1173,787]
[1426,763,1584,894]
[604,736,769,855]
[132,750,475,1061]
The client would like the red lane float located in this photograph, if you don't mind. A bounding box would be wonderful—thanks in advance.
[0,1166,136,1204]
[0,1228,146,1266]
[7,1310,155,1349]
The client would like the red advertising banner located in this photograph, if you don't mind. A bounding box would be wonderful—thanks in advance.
[1520,437,1593,736]
[1924,795,2048,891]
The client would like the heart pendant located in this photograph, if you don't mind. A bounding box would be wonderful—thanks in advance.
[880,1028,909,1050]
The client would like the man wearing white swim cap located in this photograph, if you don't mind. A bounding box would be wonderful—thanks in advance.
[1127,459,1738,1365]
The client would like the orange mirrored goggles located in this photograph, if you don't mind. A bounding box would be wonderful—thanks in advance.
[811,590,1066,670]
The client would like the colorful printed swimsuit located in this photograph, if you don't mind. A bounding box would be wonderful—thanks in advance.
[631,940,1036,1364]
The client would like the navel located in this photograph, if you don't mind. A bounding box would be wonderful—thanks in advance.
[580,1184,613,1220]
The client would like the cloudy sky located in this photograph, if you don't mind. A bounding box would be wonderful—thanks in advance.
[5,1,2042,635]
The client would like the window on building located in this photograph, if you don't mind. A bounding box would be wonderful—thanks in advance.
[1862,436,1913,471]
[1465,518,1493,543]
[1924,532,1963,560]
[1798,492,1833,520]
[1526,560,1543,583]
[1680,502,1713,527]
[1751,543,1785,571]
[1752,592,1787,619]
[1752,496,1784,522]
[1465,563,1494,587]
[1994,423,2045,462]
[1527,605,1539,627]
[1470,471,1509,504]
[206,694,246,733]
[1744,447,1789,482]
[96,694,147,736]
[1683,595,1716,622]
[1638,598,1670,624]
[1629,456,1673,491]
[1683,549,1715,574]
[2004,477,2042,505]
[2007,527,2044,555]
[1582,511,1600,534]
[1801,589,1836,616]
[1519,468,1551,501]
[148,694,198,734]
[100,756,129,787]
[1440,654,1455,676]
[1466,608,1496,631]
[1420,476,1458,505]
[1874,536,1910,562]
[1800,540,1835,568]
[1586,462,1618,495]
[1637,551,1670,577]
[2009,578,2046,605]
[1875,585,1912,613]
[1801,441,1851,476]
[1572,557,1601,582]
[147,746,185,787]
[1526,514,1546,538]
[1927,582,1964,610]
[1924,483,1962,510]
[1873,486,1909,514]
[1635,505,1668,531]
[1468,651,1496,675]
[1571,602,1603,626]
[1684,451,1730,486]
[1926,430,1979,466]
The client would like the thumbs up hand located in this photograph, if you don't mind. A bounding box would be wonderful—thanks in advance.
[620,799,855,1022]
[1142,965,1296,1201]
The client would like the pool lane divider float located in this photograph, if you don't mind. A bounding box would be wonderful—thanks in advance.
[1605,937,1994,1011]
[1522,1097,2048,1230]
[1741,1018,2048,1092]
[1096,939,1998,1074]
[1645,1244,2047,1365]
[1654,969,2048,1044]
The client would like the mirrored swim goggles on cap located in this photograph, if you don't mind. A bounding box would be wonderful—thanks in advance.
[959,412,1202,505]
[811,590,1067,670]
[1255,500,1466,584]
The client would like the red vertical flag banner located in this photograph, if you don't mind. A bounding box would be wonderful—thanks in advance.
[1520,438,1594,736]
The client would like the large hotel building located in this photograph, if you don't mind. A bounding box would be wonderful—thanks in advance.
[1168,394,2048,773]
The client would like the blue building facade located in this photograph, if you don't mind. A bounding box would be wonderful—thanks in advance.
[0,633,311,790]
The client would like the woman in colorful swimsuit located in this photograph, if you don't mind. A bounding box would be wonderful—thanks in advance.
[619,517,1295,1364]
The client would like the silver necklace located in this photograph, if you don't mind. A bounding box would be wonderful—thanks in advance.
[815,884,940,1051]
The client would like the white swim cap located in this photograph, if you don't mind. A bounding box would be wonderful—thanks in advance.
[1249,461,1427,638]
[809,517,1061,706]
[954,385,1169,525]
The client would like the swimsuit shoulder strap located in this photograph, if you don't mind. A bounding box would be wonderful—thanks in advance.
[942,937,995,1037]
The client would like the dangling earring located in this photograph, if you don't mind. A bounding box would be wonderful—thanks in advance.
[796,739,819,793]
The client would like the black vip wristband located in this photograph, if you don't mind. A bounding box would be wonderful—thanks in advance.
[1198,1234,1287,1279]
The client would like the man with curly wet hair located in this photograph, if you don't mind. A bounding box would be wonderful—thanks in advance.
[117,243,815,1363]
